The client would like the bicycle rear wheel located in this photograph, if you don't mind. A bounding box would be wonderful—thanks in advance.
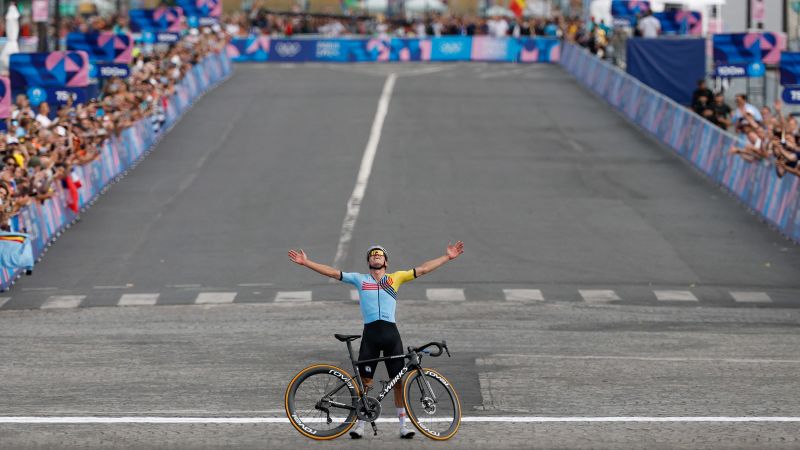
[285,364,360,440]
[402,367,461,440]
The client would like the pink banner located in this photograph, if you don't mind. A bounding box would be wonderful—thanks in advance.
[0,78,10,119]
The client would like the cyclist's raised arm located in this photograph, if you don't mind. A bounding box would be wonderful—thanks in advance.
[288,249,341,279]
[414,241,464,277]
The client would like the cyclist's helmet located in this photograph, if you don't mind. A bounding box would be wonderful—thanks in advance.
[366,245,388,262]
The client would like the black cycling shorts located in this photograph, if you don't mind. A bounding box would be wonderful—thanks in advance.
[357,320,404,380]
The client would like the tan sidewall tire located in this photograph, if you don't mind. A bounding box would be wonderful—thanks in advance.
[403,368,462,440]
[285,364,360,440]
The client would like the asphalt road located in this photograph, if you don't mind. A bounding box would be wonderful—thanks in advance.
[1,62,799,449]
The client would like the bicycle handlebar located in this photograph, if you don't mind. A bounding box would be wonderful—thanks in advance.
[409,340,450,358]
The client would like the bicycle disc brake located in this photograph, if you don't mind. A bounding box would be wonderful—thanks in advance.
[356,396,381,422]
[421,396,437,415]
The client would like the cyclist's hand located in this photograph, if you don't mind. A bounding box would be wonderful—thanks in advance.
[446,241,464,260]
[288,249,307,266]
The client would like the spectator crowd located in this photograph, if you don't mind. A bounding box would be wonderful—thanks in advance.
[688,80,800,178]
[222,4,576,39]
[0,20,229,230]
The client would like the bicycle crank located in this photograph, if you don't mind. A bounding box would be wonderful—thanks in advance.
[356,396,381,422]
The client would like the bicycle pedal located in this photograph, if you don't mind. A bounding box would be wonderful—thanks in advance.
[371,421,378,436]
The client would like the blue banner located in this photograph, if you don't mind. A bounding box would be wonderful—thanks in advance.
[227,37,561,64]
[713,33,764,78]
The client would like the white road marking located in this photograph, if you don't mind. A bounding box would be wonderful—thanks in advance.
[21,287,58,291]
[0,297,9,308]
[426,288,465,301]
[274,291,312,303]
[2,416,800,424]
[194,292,237,304]
[41,295,86,309]
[93,285,132,290]
[331,73,397,270]
[654,290,698,301]
[169,284,202,289]
[118,294,159,307]
[502,289,544,302]
[350,290,359,301]
[730,291,771,303]
[237,283,274,287]
[579,290,621,303]
[476,354,800,365]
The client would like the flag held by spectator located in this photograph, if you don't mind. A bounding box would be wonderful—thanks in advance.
[0,232,34,272]
[510,0,525,17]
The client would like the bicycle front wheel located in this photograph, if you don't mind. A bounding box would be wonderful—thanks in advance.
[284,364,360,440]
[403,367,462,440]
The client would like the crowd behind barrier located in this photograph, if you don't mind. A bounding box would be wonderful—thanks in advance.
[560,43,800,244]
[0,41,232,290]
[227,35,561,63]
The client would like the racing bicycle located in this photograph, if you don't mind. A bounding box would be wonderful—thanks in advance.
[285,333,461,440]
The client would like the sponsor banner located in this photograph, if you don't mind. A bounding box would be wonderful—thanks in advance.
[67,32,134,64]
[0,52,233,290]
[0,77,10,119]
[611,0,650,26]
[430,37,471,61]
[10,51,90,88]
[129,8,186,33]
[746,31,786,65]
[654,10,702,36]
[470,37,517,62]
[560,42,800,244]
[713,33,763,78]
[227,37,560,63]
[176,0,221,19]
[781,85,800,104]
[269,39,315,62]
[780,52,800,85]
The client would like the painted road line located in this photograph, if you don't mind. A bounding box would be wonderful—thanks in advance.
[0,297,9,308]
[654,290,698,302]
[237,283,274,288]
[194,292,237,304]
[41,295,86,309]
[118,294,160,307]
[350,290,359,301]
[579,290,621,304]
[274,291,312,303]
[730,291,771,303]
[92,285,132,290]
[426,288,466,301]
[3,416,800,424]
[502,289,544,302]
[21,287,58,291]
[331,73,397,270]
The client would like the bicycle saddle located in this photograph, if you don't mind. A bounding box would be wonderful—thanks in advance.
[334,334,361,342]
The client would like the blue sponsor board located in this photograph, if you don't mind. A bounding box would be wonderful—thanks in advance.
[430,37,471,61]
[713,34,762,78]
[780,52,800,85]
[782,86,800,104]
[229,37,561,63]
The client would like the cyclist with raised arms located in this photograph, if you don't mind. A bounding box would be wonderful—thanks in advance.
[287,241,464,439]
